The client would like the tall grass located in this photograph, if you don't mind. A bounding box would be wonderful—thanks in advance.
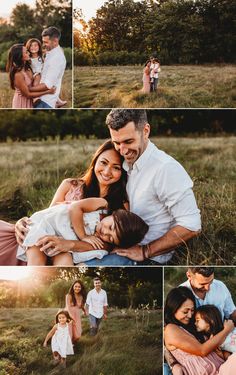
[0,70,72,109]
[0,137,235,265]
[74,65,236,108]
[0,308,162,375]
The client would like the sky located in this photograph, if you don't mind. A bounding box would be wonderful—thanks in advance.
[0,267,33,281]
[0,0,35,19]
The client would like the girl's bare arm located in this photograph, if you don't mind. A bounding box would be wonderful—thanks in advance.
[43,325,57,346]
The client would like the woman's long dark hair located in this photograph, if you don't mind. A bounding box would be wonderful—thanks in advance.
[68,280,87,307]
[26,38,43,60]
[6,44,32,89]
[73,140,128,211]
[164,286,197,335]
[195,304,224,340]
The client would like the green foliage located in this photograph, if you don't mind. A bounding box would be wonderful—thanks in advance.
[64,47,72,69]
[75,0,236,65]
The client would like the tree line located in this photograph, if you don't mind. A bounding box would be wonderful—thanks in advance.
[0,267,162,309]
[0,109,235,141]
[0,0,72,71]
[74,0,236,65]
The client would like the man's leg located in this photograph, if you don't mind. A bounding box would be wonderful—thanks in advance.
[154,78,158,91]
[34,100,52,109]
[89,314,97,336]
[85,254,134,266]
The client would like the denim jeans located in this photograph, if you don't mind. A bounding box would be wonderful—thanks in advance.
[89,314,102,329]
[34,100,52,109]
[85,254,135,266]
[163,363,172,375]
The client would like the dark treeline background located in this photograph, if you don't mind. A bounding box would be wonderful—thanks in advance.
[0,267,162,309]
[74,0,236,66]
[0,109,235,141]
[0,0,72,71]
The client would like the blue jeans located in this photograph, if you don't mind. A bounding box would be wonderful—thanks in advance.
[163,363,172,375]
[89,314,102,329]
[85,254,134,266]
[34,100,52,109]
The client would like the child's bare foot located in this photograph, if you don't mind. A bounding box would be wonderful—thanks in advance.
[56,98,67,108]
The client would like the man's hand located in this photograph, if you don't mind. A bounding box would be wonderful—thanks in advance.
[113,245,144,261]
[36,236,74,256]
[15,217,31,245]
[82,235,105,249]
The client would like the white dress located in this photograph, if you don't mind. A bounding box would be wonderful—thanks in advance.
[30,57,43,75]
[51,323,74,358]
[16,204,108,263]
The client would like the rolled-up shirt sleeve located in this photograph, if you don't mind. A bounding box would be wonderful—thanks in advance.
[154,161,201,232]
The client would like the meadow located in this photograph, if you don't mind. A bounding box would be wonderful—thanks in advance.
[0,137,235,265]
[0,307,162,375]
[0,70,72,109]
[74,65,236,108]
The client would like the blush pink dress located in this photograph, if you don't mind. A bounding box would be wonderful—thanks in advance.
[12,70,33,109]
[0,179,83,266]
[141,66,150,93]
[65,294,83,342]
[170,329,236,375]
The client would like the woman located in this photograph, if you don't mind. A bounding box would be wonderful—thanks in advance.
[65,280,87,342]
[0,140,128,265]
[164,286,236,375]
[141,60,151,93]
[6,44,55,108]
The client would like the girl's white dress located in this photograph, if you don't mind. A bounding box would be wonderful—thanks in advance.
[30,57,43,75]
[16,204,108,263]
[51,323,74,358]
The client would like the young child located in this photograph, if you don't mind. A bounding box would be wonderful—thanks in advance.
[195,304,236,356]
[16,197,149,266]
[43,310,74,368]
[26,38,67,108]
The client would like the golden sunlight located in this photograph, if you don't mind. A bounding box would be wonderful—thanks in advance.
[0,267,33,281]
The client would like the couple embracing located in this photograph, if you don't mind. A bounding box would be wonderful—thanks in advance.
[142,56,160,94]
[7,26,66,109]
[0,109,201,266]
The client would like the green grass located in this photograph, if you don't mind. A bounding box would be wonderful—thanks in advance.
[0,70,72,109]
[0,136,235,265]
[74,65,236,108]
[0,308,162,375]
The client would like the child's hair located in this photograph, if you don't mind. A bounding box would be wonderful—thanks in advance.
[55,310,72,323]
[25,38,43,60]
[195,304,223,338]
[68,280,87,306]
[112,209,149,248]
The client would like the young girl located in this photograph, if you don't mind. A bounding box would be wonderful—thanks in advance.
[43,310,74,368]
[16,197,149,266]
[26,38,67,108]
[195,304,236,355]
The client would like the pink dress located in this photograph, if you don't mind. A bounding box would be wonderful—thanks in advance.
[141,67,150,93]
[65,294,82,341]
[0,180,83,266]
[170,329,236,375]
[12,70,33,108]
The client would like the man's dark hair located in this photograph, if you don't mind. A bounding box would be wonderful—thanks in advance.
[93,277,101,282]
[188,267,214,277]
[106,109,148,131]
[42,26,61,40]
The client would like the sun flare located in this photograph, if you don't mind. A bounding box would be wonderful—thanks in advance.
[0,267,33,281]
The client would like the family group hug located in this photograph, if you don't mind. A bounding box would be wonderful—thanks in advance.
[141,56,161,94]
[6,26,66,109]
[43,278,107,368]
[0,109,201,266]
[164,267,236,375]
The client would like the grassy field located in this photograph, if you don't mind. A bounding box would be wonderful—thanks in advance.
[74,65,236,108]
[0,137,235,265]
[0,307,162,375]
[0,70,72,109]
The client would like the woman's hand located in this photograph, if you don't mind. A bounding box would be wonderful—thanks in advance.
[36,236,74,256]
[172,364,184,375]
[82,235,105,249]
[223,319,234,333]
[15,217,31,245]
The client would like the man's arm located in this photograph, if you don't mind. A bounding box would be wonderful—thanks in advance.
[114,225,199,261]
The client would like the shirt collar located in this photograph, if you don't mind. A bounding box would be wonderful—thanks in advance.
[123,140,154,172]
[46,45,60,57]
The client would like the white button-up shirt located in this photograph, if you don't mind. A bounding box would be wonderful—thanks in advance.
[40,45,66,108]
[181,279,236,319]
[86,288,108,319]
[123,141,201,263]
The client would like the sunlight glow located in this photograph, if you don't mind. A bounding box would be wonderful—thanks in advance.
[0,267,33,281]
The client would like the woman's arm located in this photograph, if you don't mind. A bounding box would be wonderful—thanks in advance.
[50,179,73,207]
[69,198,108,240]
[43,325,57,346]
[14,72,55,98]
[165,321,234,357]
[65,294,73,308]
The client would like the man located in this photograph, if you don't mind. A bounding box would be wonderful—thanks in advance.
[181,267,236,321]
[101,109,201,264]
[86,277,108,336]
[33,26,66,109]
